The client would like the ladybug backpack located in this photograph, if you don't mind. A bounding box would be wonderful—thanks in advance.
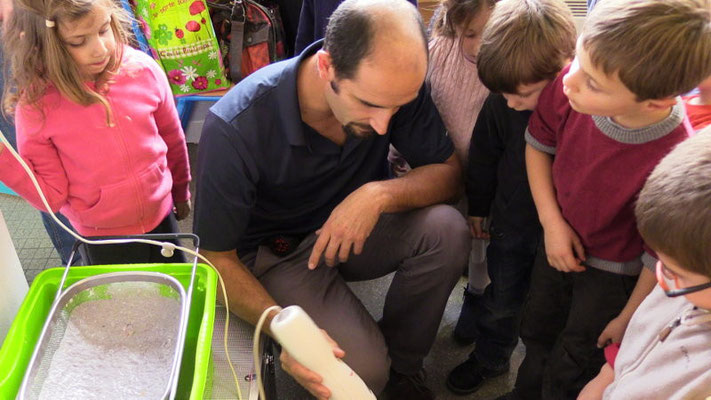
[207,0,286,83]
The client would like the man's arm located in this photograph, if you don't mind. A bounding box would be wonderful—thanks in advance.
[201,248,340,400]
[308,153,460,268]
[201,248,279,329]
[526,144,586,272]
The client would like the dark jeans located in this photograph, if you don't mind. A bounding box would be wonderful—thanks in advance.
[42,212,82,265]
[471,225,541,370]
[513,250,637,400]
[79,212,186,265]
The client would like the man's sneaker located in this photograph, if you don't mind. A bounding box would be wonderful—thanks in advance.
[446,357,509,395]
[382,368,434,400]
[452,285,482,345]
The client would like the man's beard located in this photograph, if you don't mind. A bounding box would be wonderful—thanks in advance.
[343,122,376,139]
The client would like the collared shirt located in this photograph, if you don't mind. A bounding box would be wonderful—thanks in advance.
[194,40,453,253]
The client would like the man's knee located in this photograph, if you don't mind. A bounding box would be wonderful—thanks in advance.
[415,204,470,267]
[344,344,390,395]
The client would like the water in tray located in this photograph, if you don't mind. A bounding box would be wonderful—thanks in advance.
[30,281,182,400]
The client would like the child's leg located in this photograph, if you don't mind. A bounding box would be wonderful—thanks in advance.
[453,237,489,344]
[471,227,540,369]
[468,237,490,292]
[41,212,82,265]
[541,268,636,399]
[513,249,572,400]
[447,227,540,394]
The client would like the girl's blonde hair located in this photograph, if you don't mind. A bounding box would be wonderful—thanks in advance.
[2,0,133,125]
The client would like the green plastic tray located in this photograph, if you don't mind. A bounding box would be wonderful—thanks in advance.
[0,263,217,400]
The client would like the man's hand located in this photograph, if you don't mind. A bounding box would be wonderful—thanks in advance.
[543,218,586,272]
[174,200,191,220]
[467,216,490,239]
[308,185,384,269]
[280,329,345,399]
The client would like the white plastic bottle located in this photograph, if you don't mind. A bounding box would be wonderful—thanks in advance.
[270,306,376,400]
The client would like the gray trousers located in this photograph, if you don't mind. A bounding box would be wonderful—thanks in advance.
[241,204,470,394]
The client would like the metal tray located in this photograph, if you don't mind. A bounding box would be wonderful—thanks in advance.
[17,233,199,400]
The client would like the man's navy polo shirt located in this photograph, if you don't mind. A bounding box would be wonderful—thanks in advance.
[194,40,453,254]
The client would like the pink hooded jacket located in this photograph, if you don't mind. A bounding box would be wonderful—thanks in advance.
[0,47,191,236]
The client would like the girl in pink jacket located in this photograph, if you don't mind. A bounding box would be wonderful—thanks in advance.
[0,0,191,264]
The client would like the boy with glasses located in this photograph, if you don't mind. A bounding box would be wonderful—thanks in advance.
[578,130,711,399]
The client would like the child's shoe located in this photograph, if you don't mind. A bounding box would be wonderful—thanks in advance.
[446,356,509,395]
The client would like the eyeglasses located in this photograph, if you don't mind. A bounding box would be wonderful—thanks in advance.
[655,260,711,297]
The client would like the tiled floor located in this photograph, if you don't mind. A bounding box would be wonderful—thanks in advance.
[1,193,63,283]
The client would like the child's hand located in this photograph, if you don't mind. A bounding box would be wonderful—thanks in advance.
[597,314,630,348]
[577,363,614,400]
[174,200,191,220]
[467,216,490,239]
[543,218,586,272]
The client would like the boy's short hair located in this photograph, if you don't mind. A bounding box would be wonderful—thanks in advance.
[477,0,576,94]
[636,129,711,279]
[581,0,711,101]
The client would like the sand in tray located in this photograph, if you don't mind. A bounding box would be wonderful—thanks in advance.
[34,282,182,400]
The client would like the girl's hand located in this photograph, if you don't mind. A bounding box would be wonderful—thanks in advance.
[467,216,490,239]
[0,0,13,33]
[175,200,191,220]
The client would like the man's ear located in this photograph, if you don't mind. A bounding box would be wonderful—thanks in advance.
[645,97,677,111]
[316,49,335,82]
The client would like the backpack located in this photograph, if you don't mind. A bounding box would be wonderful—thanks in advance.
[207,0,286,83]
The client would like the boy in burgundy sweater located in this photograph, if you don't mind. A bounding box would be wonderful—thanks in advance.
[502,0,711,399]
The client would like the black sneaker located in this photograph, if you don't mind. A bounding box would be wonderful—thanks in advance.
[446,357,509,395]
[382,368,434,400]
[452,285,482,345]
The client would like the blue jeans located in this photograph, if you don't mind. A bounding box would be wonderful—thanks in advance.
[1,49,81,266]
[471,224,541,370]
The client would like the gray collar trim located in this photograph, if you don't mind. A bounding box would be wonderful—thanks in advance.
[592,98,684,144]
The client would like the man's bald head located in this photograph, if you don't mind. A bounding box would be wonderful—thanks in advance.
[323,0,428,80]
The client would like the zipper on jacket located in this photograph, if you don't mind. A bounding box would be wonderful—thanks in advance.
[106,95,148,233]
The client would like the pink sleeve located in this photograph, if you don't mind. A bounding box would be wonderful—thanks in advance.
[0,106,69,213]
[604,342,621,369]
[526,65,572,154]
[146,55,192,203]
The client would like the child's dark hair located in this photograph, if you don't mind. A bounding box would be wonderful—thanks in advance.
[636,129,711,279]
[430,0,497,38]
[476,0,576,94]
